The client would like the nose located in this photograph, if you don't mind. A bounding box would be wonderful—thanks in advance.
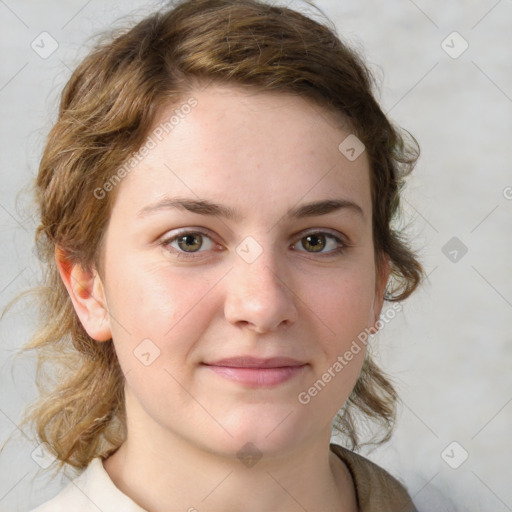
[224,249,298,334]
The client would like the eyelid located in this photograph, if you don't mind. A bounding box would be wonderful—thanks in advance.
[293,228,347,243]
[293,227,348,244]
[162,226,217,242]
[291,229,349,256]
[161,227,222,256]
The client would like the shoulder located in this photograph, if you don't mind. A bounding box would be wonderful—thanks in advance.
[330,443,418,512]
[30,483,89,512]
[29,461,94,512]
[29,457,146,512]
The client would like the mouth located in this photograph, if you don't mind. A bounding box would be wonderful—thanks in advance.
[201,357,308,387]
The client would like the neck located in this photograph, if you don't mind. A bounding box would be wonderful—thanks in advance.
[104,441,356,512]
[102,389,357,512]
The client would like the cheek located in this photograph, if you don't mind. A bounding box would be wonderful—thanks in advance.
[105,260,222,365]
[298,268,374,417]
[302,265,377,344]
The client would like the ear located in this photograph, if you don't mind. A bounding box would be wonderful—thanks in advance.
[55,246,112,342]
[370,253,392,330]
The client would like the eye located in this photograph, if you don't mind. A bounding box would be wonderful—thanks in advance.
[161,229,348,260]
[292,231,346,256]
[162,230,217,256]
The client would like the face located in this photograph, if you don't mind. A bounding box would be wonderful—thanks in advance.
[66,84,389,458]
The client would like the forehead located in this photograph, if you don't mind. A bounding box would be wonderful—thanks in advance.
[110,84,371,220]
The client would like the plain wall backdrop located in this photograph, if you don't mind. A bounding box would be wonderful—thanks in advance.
[1,0,511,511]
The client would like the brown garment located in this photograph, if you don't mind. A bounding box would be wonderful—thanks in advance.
[330,443,418,512]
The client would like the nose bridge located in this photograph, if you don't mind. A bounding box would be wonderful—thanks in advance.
[224,239,298,332]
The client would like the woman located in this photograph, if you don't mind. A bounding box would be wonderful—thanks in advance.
[21,0,423,510]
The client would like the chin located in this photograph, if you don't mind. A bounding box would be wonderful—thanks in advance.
[201,403,315,458]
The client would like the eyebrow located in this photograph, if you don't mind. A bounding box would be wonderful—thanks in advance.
[136,196,364,222]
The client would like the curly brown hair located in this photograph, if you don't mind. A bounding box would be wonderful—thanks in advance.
[6,0,423,477]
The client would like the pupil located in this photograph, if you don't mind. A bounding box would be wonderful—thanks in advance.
[179,234,201,252]
[305,234,325,252]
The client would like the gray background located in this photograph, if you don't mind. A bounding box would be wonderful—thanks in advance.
[1,0,511,511]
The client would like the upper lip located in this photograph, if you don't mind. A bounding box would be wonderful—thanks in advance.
[203,357,307,368]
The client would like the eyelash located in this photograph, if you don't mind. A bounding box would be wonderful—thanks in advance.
[161,228,350,260]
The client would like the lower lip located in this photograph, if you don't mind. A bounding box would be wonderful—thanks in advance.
[203,364,307,387]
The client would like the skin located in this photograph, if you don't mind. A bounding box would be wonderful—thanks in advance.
[57,84,390,512]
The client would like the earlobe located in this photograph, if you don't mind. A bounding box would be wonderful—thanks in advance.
[55,246,112,342]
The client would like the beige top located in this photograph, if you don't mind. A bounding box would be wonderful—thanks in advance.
[31,443,417,511]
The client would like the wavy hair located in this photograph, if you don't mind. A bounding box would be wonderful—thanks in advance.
[5,0,423,476]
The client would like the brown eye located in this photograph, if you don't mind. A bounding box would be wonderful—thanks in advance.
[176,233,204,252]
[163,230,217,257]
[301,234,327,253]
[293,231,346,257]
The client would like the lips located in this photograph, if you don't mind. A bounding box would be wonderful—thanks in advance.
[201,356,308,387]
[204,356,306,368]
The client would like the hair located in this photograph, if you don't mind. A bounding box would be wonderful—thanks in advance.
[6,0,423,476]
